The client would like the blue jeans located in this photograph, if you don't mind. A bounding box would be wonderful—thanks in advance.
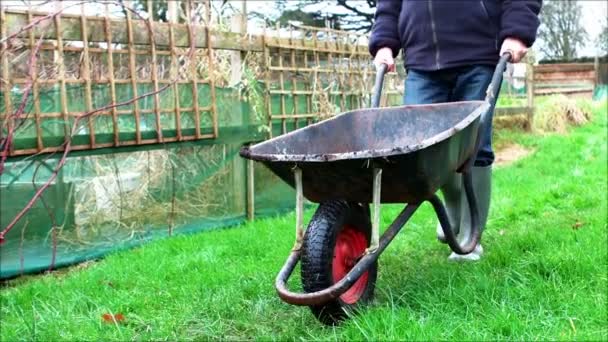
[404,65,497,167]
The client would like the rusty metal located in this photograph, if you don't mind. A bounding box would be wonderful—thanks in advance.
[275,203,420,306]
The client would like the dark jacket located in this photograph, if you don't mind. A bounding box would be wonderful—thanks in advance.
[369,0,542,71]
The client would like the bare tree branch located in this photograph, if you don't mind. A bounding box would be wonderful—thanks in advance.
[538,0,587,61]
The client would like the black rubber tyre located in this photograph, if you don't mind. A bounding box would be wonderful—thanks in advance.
[300,200,377,325]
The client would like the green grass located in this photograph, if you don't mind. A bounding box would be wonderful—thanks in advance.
[2,102,607,341]
[496,95,527,108]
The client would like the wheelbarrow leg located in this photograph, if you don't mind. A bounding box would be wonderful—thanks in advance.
[294,167,304,251]
[369,168,382,253]
[428,170,482,255]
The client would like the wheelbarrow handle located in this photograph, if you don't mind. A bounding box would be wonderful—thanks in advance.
[483,52,512,118]
[479,52,512,143]
[464,52,512,172]
[371,63,388,108]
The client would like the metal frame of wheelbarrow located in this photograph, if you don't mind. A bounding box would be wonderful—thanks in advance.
[275,53,513,306]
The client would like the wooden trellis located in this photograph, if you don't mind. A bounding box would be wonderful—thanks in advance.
[1,3,409,158]
[1,1,218,157]
[262,23,403,137]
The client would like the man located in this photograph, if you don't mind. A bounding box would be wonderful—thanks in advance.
[369,0,541,260]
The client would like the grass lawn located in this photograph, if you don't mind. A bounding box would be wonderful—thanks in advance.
[1,101,607,341]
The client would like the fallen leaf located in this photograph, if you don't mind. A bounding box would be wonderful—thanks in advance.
[572,221,584,230]
[102,313,125,324]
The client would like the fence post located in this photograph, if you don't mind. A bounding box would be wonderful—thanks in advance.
[594,54,600,89]
[526,55,535,130]
[226,1,255,220]
[167,0,178,23]
[229,1,247,86]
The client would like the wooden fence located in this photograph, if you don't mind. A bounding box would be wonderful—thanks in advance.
[533,63,598,97]
[494,59,535,122]
[2,4,407,158]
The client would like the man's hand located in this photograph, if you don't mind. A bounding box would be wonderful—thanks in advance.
[374,47,396,72]
[500,37,528,63]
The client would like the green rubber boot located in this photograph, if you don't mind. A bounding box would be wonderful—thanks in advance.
[448,165,492,261]
[436,172,463,243]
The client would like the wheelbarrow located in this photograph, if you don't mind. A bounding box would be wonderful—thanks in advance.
[240,53,512,325]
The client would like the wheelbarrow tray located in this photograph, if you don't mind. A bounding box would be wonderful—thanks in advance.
[240,100,489,203]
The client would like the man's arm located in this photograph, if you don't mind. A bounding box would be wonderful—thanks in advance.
[500,0,542,48]
[368,0,403,58]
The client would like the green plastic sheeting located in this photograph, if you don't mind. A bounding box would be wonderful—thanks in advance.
[1,72,376,278]
[1,84,307,279]
[594,85,608,101]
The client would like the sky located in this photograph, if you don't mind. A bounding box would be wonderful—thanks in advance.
[578,0,608,56]
[2,0,607,58]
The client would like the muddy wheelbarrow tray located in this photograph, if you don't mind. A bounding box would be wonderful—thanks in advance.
[239,54,510,325]
[240,101,487,203]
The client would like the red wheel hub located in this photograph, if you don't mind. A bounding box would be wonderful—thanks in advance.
[332,225,369,304]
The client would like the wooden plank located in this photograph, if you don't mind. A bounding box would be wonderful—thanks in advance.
[270,113,319,119]
[526,60,534,128]
[534,63,595,73]
[27,10,43,151]
[52,2,70,145]
[534,88,593,96]
[4,9,261,51]
[594,56,600,87]
[147,0,163,143]
[125,1,142,144]
[103,3,119,146]
[205,0,218,139]
[185,1,201,139]
[1,7,13,152]
[167,9,182,141]
[4,10,369,53]
[79,4,96,148]
[534,72,595,82]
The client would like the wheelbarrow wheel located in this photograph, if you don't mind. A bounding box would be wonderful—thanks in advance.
[301,200,377,325]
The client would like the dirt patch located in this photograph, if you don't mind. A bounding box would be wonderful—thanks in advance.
[495,144,533,167]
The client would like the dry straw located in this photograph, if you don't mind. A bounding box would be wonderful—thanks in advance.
[533,95,592,133]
